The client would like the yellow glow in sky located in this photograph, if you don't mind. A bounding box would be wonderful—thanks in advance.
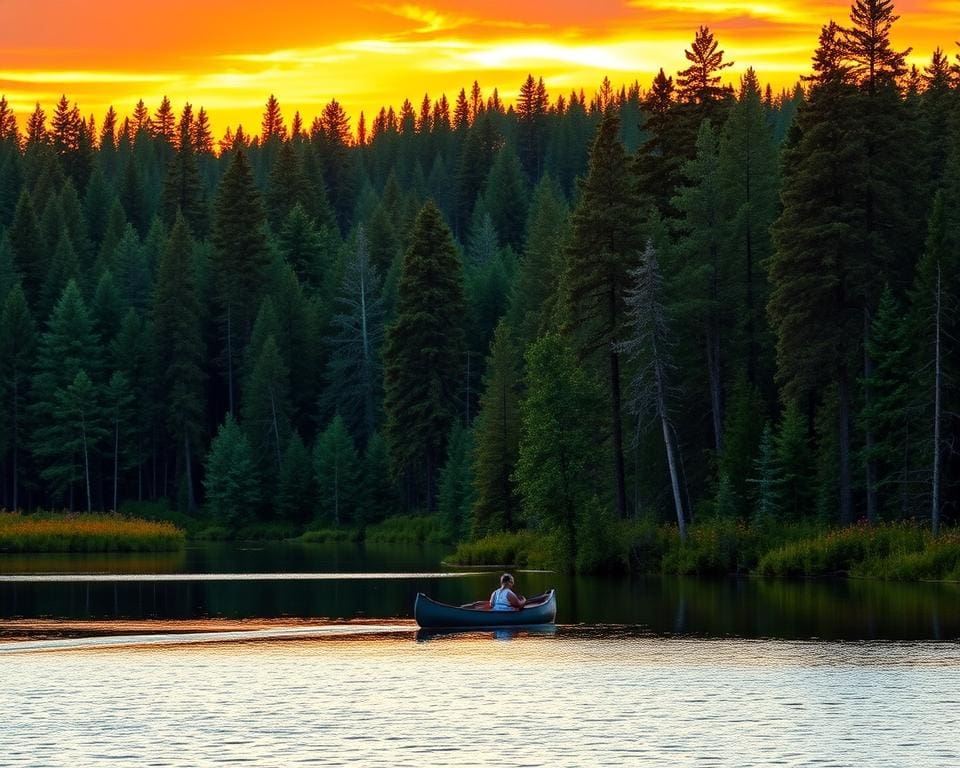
[0,0,954,138]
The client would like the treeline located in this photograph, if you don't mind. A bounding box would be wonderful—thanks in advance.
[0,1,958,554]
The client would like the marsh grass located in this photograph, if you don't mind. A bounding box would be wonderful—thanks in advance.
[0,511,185,552]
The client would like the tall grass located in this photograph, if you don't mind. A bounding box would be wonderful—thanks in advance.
[0,511,186,552]
[446,530,553,568]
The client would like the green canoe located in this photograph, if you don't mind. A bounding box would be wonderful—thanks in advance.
[414,589,557,628]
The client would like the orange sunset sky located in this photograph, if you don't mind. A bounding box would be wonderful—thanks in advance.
[1,0,956,137]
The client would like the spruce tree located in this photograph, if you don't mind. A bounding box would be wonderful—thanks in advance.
[563,110,642,518]
[383,202,466,509]
[152,214,205,512]
[211,148,269,414]
[277,432,314,524]
[313,414,360,526]
[323,226,384,442]
[104,370,135,512]
[359,431,397,524]
[471,321,521,534]
[439,421,474,540]
[481,147,528,251]
[0,285,36,510]
[515,334,608,559]
[775,401,816,520]
[9,191,45,307]
[205,414,259,529]
[160,105,208,237]
[241,334,292,494]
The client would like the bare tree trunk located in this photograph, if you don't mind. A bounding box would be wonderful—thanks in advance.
[655,356,685,542]
[838,365,852,525]
[863,308,877,523]
[933,263,942,537]
[270,388,282,470]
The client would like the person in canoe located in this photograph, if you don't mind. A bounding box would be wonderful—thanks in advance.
[489,573,526,611]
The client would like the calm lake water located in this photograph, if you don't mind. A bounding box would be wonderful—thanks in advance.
[3,543,959,766]
[3,630,960,767]
[2,542,960,639]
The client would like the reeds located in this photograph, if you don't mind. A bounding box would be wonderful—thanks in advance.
[0,511,186,552]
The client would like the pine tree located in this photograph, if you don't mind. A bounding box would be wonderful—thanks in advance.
[516,74,549,182]
[205,414,259,529]
[768,28,863,524]
[563,110,642,518]
[104,370,135,511]
[9,191,45,307]
[41,370,106,512]
[482,147,528,251]
[91,270,126,347]
[383,202,466,510]
[152,214,205,512]
[470,320,521,534]
[0,285,36,510]
[676,26,734,116]
[277,432,314,524]
[672,119,727,456]
[750,423,781,524]
[718,68,779,386]
[439,421,474,540]
[717,376,766,519]
[617,243,687,540]
[241,334,292,493]
[160,104,208,237]
[211,148,269,414]
[507,175,570,349]
[261,94,287,143]
[515,334,608,559]
[323,226,384,442]
[358,431,397,524]
[313,414,360,526]
[276,203,332,296]
[775,401,816,520]
[111,308,152,501]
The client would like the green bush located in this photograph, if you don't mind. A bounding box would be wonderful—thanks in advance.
[365,515,448,545]
[300,527,362,544]
[446,530,552,568]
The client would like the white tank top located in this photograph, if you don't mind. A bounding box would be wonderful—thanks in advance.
[491,587,516,611]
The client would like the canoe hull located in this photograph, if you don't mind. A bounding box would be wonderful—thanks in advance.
[414,590,557,628]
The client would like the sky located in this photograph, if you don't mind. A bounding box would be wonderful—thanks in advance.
[0,0,955,138]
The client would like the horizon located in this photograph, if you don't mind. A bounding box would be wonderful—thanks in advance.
[1,0,953,140]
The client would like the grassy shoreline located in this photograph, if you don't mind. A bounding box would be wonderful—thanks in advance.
[0,511,186,553]
[446,521,960,582]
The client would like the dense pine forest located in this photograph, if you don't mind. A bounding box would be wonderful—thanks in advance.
[0,1,958,560]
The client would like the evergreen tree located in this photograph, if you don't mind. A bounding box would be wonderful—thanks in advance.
[750,423,781,524]
[471,321,521,534]
[439,421,474,540]
[775,401,816,520]
[277,432,314,524]
[481,147,528,251]
[104,370,135,511]
[205,414,259,529]
[676,25,734,122]
[515,334,607,559]
[358,431,397,524]
[383,202,466,509]
[276,203,335,297]
[323,226,384,442]
[152,215,205,512]
[39,370,106,513]
[717,376,766,519]
[313,414,360,526]
[8,191,45,307]
[563,110,642,518]
[211,148,269,413]
[0,285,36,510]
[160,104,208,237]
[241,334,292,494]
[507,175,570,349]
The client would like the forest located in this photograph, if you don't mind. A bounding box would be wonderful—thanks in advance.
[0,0,958,566]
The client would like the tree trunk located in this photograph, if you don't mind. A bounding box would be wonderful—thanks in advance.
[838,365,852,525]
[932,263,942,537]
[654,358,685,542]
[609,348,627,518]
[184,433,196,514]
[863,308,877,523]
[270,388,282,470]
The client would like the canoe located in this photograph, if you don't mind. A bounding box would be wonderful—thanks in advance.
[414,589,557,628]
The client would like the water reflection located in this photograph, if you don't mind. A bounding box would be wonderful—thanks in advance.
[415,625,558,643]
[2,542,960,640]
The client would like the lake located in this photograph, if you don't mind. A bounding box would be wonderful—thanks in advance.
[2,542,959,767]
